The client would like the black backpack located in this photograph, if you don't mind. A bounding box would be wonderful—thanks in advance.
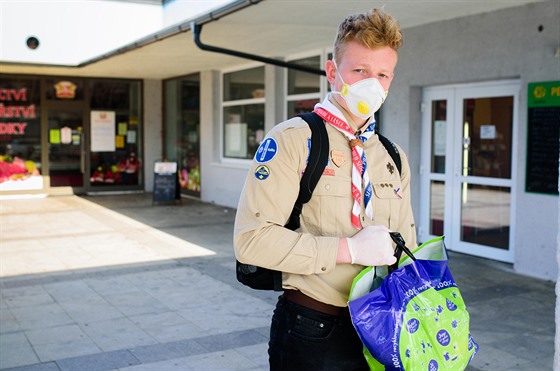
[236,112,402,291]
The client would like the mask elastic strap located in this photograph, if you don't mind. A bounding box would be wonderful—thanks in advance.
[331,60,345,94]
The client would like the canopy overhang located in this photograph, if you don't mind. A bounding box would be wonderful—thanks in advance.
[0,0,545,79]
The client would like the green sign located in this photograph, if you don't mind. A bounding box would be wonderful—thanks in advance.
[525,80,559,195]
[528,81,560,108]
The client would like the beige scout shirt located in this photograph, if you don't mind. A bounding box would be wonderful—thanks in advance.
[234,101,417,308]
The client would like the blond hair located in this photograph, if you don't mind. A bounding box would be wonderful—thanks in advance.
[333,8,403,63]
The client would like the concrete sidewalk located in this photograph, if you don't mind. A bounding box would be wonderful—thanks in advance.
[0,193,555,370]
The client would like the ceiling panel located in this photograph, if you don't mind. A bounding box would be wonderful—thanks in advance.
[0,0,545,79]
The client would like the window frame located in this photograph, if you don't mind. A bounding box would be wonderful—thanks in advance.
[220,62,266,164]
[283,49,331,121]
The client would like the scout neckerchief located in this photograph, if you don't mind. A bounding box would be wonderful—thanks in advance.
[314,96,376,229]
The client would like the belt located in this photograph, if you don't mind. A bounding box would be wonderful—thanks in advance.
[283,290,350,317]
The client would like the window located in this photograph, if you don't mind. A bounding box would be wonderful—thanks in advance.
[0,76,41,186]
[164,74,201,195]
[222,66,265,159]
[286,55,322,118]
[89,79,142,186]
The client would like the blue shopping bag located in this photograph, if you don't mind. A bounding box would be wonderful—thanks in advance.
[348,235,479,371]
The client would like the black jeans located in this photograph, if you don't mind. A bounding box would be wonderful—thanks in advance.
[268,295,369,371]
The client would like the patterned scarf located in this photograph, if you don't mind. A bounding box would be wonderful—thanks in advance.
[314,96,376,229]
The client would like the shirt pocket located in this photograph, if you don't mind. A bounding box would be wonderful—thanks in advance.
[303,176,350,236]
[371,180,402,229]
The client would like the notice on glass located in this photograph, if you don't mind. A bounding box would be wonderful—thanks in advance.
[91,111,116,152]
[127,130,136,144]
[225,123,247,158]
[49,129,61,144]
[60,126,72,144]
[115,135,125,149]
[480,125,496,139]
[118,122,128,136]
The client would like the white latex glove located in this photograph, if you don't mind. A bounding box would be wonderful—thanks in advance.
[346,225,397,266]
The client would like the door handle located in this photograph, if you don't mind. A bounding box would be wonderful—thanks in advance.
[80,132,85,174]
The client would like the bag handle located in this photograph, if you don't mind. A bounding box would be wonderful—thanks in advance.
[389,232,416,272]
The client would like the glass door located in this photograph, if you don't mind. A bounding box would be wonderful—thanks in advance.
[164,74,201,197]
[419,81,519,262]
[47,109,85,187]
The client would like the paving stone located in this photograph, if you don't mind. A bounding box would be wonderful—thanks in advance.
[80,317,158,352]
[56,350,139,371]
[129,311,205,343]
[0,332,40,369]
[129,339,207,364]
[25,324,101,362]
[0,194,555,371]
[1,362,60,371]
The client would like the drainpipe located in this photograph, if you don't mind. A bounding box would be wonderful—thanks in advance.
[192,23,326,76]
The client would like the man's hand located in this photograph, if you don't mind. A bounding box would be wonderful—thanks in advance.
[345,225,396,266]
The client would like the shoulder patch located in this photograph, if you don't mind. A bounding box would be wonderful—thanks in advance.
[254,165,270,180]
[255,138,278,163]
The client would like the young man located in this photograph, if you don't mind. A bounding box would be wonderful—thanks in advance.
[234,8,417,370]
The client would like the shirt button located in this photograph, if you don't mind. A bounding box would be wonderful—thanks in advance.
[321,267,326,271]
[255,212,260,217]
[325,184,330,190]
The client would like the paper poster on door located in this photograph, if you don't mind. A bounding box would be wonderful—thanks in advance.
[115,135,125,148]
[49,129,61,144]
[127,130,136,144]
[480,125,496,140]
[60,126,72,144]
[91,111,116,152]
[118,122,128,136]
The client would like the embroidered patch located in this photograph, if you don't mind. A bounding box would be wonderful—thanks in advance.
[255,138,278,163]
[254,165,270,180]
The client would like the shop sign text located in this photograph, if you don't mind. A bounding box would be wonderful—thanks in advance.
[0,88,35,135]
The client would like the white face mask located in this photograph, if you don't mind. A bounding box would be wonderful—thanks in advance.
[331,62,388,120]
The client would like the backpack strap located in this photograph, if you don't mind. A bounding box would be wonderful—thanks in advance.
[284,112,329,230]
[377,132,402,176]
[264,112,327,291]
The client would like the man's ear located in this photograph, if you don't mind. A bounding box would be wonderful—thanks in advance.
[325,60,336,85]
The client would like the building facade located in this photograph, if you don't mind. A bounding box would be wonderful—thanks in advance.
[1,0,558,281]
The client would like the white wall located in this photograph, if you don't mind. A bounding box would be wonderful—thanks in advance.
[143,79,162,192]
[0,1,162,65]
[384,0,559,281]
[198,69,253,207]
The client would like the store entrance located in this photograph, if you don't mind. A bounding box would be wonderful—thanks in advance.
[418,80,519,263]
[47,109,86,188]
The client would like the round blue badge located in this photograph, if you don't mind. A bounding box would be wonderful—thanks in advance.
[254,165,270,180]
[255,138,278,163]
